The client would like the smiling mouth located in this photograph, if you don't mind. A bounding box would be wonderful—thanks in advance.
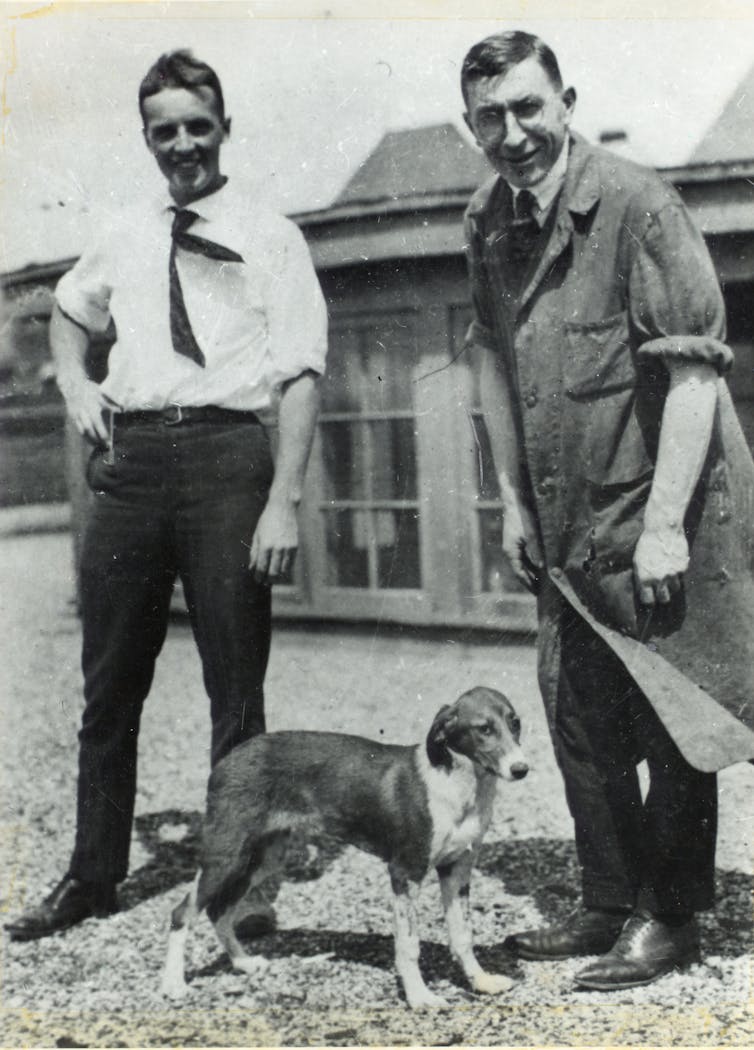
[503,148,539,166]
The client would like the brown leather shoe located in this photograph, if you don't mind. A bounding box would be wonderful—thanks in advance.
[574,911,700,989]
[5,876,117,941]
[503,908,627,960]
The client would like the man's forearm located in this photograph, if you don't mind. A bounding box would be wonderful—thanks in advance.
[268,369,322,507]
[645,361,718,532]
[634,359,718,605]
[50,304,111,444]
[478,343,524,506]
[50,305,90,401]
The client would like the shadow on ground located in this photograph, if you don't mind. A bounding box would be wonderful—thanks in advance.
[121,812,753,964]
[190,926,516,1002]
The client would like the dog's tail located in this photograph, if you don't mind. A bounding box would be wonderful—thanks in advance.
[161,872,200,1000]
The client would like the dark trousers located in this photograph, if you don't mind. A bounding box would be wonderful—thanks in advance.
[555,609,717,916]
[70,418,274,884]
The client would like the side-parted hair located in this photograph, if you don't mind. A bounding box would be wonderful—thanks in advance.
[139,49,225,124]
[461,30,563,104]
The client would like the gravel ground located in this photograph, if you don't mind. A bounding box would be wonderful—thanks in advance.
[1,531,752,1048]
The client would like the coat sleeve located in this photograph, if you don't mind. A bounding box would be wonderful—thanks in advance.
[628,200,733,375]
[463,211,497,352]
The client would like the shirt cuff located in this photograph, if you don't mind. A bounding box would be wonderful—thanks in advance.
[55,273,112,335]
[637,335,733,375]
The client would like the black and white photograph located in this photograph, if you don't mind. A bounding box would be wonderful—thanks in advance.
[1,1,753,1046]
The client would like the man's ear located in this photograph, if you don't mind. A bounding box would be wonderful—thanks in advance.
[223,116,232,139]
[426,704,458,770]
[562,86,577,125]
[142,126,153,153]
[462,110,480,146]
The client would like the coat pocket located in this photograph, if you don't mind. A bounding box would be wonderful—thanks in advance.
[563,312,634,398]
[562,314,655,485]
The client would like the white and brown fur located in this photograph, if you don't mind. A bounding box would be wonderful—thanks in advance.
[161,686,528,1008]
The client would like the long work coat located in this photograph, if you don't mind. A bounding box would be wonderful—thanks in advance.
[464,133,754,772]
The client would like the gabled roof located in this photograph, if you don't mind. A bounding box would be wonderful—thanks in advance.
[690,63,754,164]
[334,122,490,206]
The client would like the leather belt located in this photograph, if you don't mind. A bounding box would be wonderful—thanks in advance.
[112,406,261,428]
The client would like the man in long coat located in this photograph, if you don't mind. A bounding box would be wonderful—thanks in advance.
[461,29,754,990]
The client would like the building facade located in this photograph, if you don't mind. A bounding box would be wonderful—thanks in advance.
[2,124,753,631]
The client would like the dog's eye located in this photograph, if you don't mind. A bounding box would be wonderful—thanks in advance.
[478,723,494,736]
[509,716,521,735]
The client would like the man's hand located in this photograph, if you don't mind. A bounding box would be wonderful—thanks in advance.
[633,526,689,605]
[248,499,299,584]
[501,496,544,594]
[63,379,112,445]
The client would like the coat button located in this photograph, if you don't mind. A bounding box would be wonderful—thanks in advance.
[525,391,538,408]
[538,475,555,495]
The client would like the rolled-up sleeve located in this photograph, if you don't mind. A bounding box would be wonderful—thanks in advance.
[463,212,496,352]
[266,220,328,388]
[55,240,113,335]
[630,202,732,375]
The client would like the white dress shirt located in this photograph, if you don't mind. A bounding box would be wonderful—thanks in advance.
[55,180,328,419]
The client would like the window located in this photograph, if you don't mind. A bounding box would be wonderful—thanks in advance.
[319,312,421,590]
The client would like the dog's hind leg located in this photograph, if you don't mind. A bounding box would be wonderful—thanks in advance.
[161,873,201,1000]
[211,833,287,977]
[389,866,446,1009]
[437,854,512,997]
[232,833,287,940]
[213,898,272,977]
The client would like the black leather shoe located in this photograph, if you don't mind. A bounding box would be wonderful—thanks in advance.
[503,908,628,960]
[574,911,700,989]
[5,876,118,941]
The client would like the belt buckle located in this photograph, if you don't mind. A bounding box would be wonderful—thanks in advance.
[164,404,183,426]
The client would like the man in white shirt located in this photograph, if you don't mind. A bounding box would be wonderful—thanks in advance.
[7,50,327,941]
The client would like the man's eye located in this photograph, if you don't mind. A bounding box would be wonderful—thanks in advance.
[151,126,176,143]
[187,121,213,136]
[515,100,542,119]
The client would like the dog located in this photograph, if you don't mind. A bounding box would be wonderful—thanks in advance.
[161,686,528,1008]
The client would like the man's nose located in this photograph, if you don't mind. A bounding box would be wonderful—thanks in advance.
[173,126,195,152]
[501,111,527,148]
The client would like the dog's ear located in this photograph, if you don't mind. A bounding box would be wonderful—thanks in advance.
[426,704,458,770]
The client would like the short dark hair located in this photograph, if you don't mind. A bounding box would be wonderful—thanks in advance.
[461,30,563,105]
[138,49,225,124]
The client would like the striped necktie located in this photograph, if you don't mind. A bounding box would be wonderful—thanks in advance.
[169,208,244,368]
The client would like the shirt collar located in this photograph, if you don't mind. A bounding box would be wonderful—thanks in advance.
[157,177,231,222]
[511,137,570,223]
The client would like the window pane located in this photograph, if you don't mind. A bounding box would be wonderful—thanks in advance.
[361,322,416,412]
[478,510,525,594]
[371,418,417,500]
[323,509,370,588]
[321,421,367,501]
[321,328,362,413]
[376,509,422,589]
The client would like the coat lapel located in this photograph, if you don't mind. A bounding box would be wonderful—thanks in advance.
[518,135,603,314]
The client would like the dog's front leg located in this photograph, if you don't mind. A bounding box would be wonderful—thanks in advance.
[161,875,200,1000]
[437,853,512,997]
[389,866,446,1009]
